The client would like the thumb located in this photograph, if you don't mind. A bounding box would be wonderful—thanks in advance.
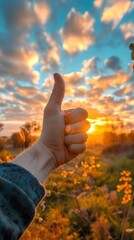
[47,73,65,109]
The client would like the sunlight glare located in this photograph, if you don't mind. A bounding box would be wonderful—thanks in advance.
[87,124,95,133]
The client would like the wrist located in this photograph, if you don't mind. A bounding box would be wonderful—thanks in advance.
[12,141,55,183]
[35,139,56,178]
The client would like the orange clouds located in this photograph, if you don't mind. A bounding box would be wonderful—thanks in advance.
[0,0,134,137]
[34,1,51,24]
[42,72,86,99]
[73,86,87,97]
[82,57,99,75]
[87,108,104,119]
[63,72,84,86]
[88,87,103,97]
[21,48,39,67]
[101,0,133,28]
[60,8,95,54]
[94,0,103,8]
[120,23,134,40]
[114,84,134,96]
[89,71,130,90]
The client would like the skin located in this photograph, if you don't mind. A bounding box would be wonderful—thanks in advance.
[12,73,90,183]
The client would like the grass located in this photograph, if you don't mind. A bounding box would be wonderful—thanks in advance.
[5,146,23,157]
[2,145,134,240]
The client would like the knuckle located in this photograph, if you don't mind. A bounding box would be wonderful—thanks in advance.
[83,109,88,119]
[80,143,86,153]
[83,143,86,151]
[84,133,88,141]
[81,133,88,142]
[68,144,74,152]
[65,135,70,145]
[64,136,68,144]
[77,108,88,119]
[85,120,90,129]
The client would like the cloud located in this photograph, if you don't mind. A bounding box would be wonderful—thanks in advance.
[96,95,127,116]
[15,86,38,97]
[42,72,85,95]
[61,72,85,97]
[42,72,86,101]
[87,108,104,119]
[0,80,16,95]
[42,76,54,90]
[82,57,100,75]
[1,0,51,30]
[60,8,95,54]
[34,1,51,24]
[73,86,87,97]
[120,22,134,40]
[128,96,134,106]
[0,0,42,85]
[62,98,87,111]
[63,98,104,119]
[114,84,134,97]
[89,71,130,90]
[1,0,34,30]
[0,78,50,124]
[104,56,122,71]
[0,0,133,134]
[0,47,40,84]
[94,0,104,8]
[41,33,60,72]
[0,98,9,108]
[0,79,5,90]
[63,72,85,86]
[101,0,133,28]
[11,84,48,109]
[88,87,104,97]
[0,0,52,83]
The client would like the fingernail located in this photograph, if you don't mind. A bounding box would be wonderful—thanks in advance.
[65,125,71,133]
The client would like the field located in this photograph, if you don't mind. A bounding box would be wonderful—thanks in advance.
[16,144,134,240]
[1,141,134,240]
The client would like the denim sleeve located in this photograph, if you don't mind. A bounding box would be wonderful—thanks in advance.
[0,163,45,240]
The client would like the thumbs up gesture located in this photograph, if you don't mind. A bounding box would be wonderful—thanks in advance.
[12,73,90,183]
[38,73,90,170]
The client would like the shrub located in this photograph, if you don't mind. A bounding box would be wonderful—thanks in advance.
[0,149,13,162]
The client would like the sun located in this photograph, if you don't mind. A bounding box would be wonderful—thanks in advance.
[87,124,95,134]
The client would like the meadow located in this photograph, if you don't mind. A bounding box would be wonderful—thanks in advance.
[1,137,134,240]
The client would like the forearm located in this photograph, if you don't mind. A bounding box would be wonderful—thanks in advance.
[12,141,55,183]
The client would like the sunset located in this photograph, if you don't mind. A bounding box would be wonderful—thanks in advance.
[0,0,134,136]
[0,1,134,240]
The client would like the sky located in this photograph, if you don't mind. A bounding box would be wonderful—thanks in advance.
[0,0,134,136]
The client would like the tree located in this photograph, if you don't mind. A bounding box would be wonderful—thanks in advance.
[128,130,134,144]
[118,119,126,145]
[10,132,24,148]
[103,131,117,146]
[0,123,4,150]
[22,121,40,133]
[0,123,3,132]
[20,121,41,148]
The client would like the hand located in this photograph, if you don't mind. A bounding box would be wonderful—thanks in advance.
[38,73,90,169]
[12,73,90,183]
